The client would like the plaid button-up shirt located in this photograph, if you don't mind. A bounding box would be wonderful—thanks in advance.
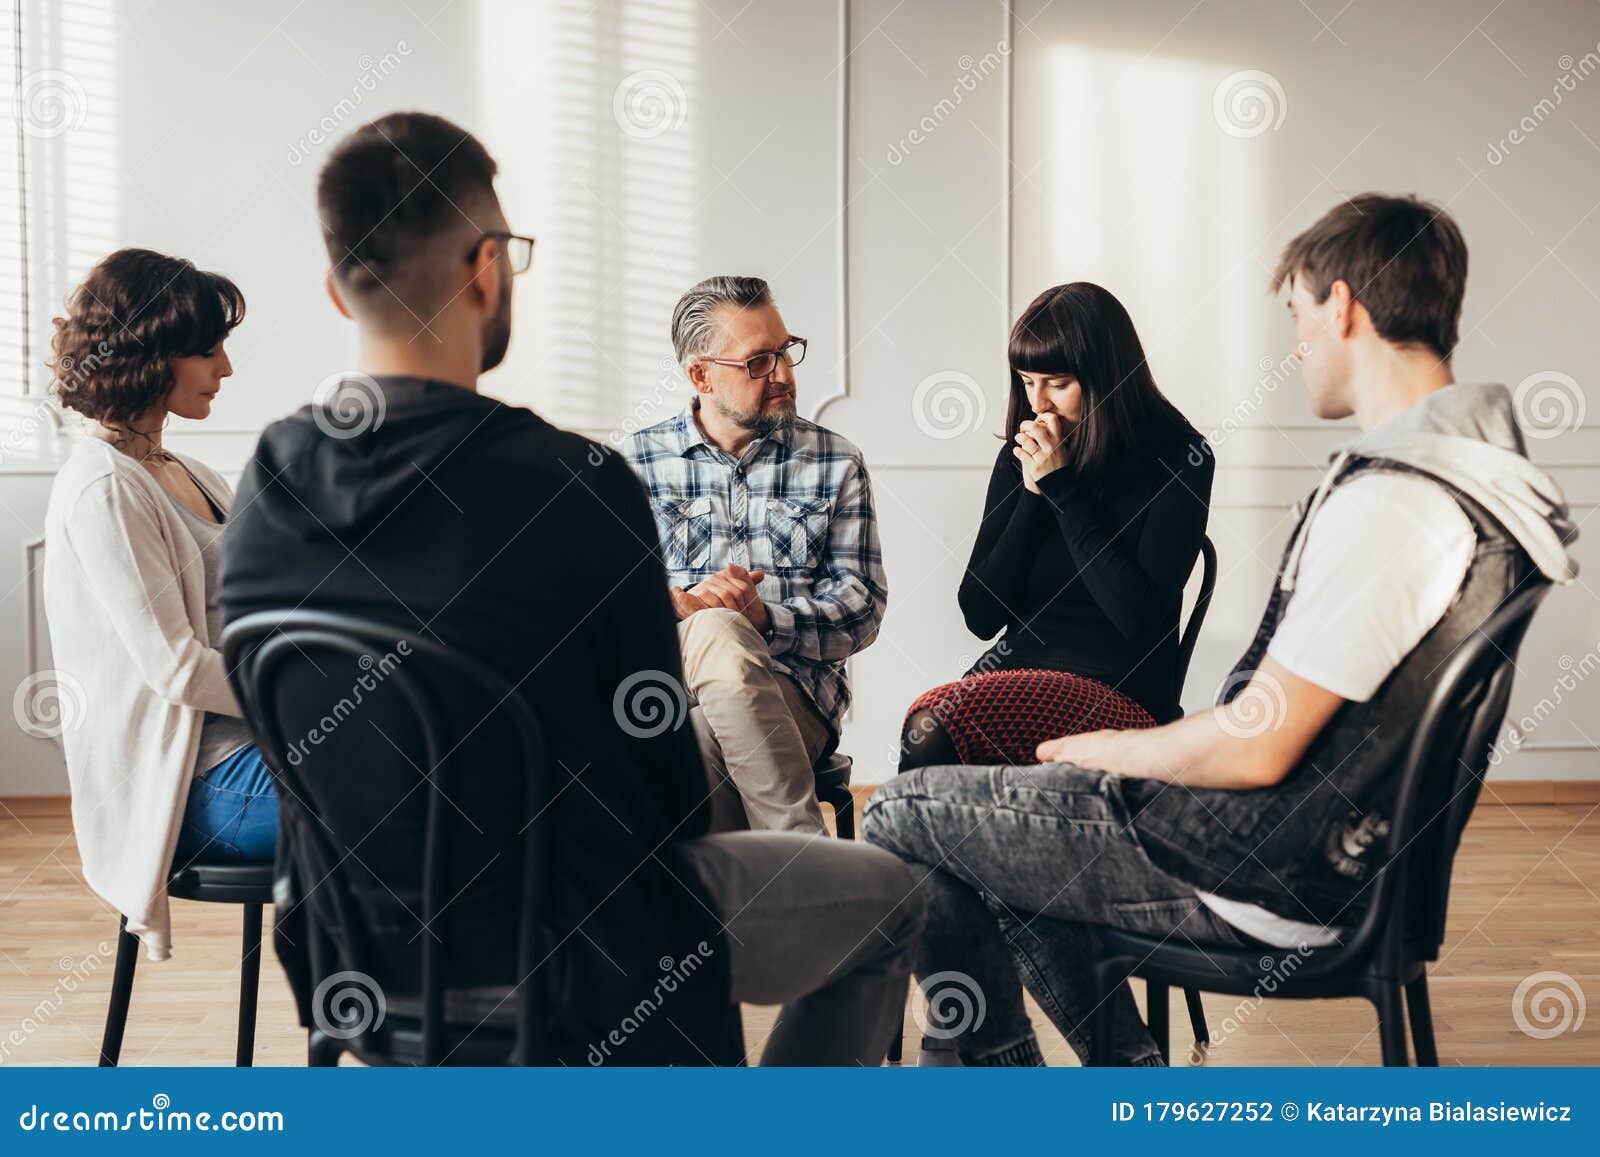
[622,403,887,736]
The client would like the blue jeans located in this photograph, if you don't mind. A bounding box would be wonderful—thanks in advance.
[863,763,1251,1065]
[173,745,278,864]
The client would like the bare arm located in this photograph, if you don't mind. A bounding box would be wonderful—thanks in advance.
[1035,657,1345,790]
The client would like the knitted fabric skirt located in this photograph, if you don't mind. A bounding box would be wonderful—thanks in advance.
[904,668,1157,766]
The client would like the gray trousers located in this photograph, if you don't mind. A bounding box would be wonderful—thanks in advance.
[674,830,925,1065]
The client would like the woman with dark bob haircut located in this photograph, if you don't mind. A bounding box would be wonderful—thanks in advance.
[43,248,276,961]
[900,281,1214,775]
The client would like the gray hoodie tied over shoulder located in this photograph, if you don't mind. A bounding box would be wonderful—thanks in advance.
[1280,382,1578,593]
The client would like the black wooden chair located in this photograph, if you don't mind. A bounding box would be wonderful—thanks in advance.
[98,861,273,1066]
[1089,580,1550,1067]
[1169,535,1218,1057]
[223,610,553,1066]
[814,752,856,839]
[1173,535,1218,702]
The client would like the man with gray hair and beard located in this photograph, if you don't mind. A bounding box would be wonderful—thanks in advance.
[623,276,887,834]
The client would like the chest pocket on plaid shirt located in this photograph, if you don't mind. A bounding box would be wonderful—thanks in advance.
[655,495,714,571]
[763,496,830,570]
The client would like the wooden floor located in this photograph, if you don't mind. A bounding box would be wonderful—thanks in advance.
[2,795,1596,1067]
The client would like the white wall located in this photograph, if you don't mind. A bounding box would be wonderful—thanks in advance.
[3,0,1598,793]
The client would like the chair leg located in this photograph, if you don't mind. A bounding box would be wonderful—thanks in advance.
[1089,963,1118,1067]
[819,787,857,844]
[1184,987,1210,1062]
[99,917,140,1067]
[308,1029,343,1067]
[1406,974,1439,1067]
[886,994,904,1064]
[828,790,855,841]
[236,904,264,1067]
[1145,980,1170,1064]
[1373,982,1410,1067]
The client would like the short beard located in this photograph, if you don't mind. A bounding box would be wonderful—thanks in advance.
[712,393,796,437]
[480,268,513,372]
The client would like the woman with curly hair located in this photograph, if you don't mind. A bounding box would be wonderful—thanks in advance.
[43,248,274,962]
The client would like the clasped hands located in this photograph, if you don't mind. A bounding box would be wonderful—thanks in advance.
[1012,412,1071,494]
[670,563,769,633]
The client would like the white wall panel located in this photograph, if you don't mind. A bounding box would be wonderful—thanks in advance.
[4,0,1598,792]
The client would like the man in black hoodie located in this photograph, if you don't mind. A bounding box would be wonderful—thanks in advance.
[220,112,922,1065]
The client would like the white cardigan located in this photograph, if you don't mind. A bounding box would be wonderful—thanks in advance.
[43,436,242,961]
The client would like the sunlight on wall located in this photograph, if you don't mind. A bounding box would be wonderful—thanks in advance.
[3,0,116,462]
[1034,43,1281,451]
[25,0,117,381]
[477,0,698,436]
[1,1,26,400]
[1021,41,1301,698]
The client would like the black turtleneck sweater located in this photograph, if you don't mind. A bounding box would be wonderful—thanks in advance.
[957,430,1214,722]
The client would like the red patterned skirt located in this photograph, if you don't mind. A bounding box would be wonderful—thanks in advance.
[904,668,1157,766]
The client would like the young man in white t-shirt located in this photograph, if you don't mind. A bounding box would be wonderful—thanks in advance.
[864,193,1576,1066]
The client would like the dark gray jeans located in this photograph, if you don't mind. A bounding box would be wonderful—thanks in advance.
[675,830,925,1065]
[862,763,1250,1065]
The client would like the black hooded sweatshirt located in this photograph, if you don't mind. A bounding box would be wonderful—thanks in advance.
[220,376,740,1064]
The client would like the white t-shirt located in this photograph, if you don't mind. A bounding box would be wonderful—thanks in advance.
[1197,471,1476,947]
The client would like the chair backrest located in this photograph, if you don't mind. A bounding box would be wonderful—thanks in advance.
[1174,535,1218,707]
[1347,580,1550,973]
[223,609,552,1065]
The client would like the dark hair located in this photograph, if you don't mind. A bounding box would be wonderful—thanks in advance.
[50,248,245,427]
[1271,193,1468,360]
[1005,282,1192,486]
[317,112,499,323]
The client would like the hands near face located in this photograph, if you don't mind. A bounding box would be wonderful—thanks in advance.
[1013,412,1070,493]
[673,564,769,633]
